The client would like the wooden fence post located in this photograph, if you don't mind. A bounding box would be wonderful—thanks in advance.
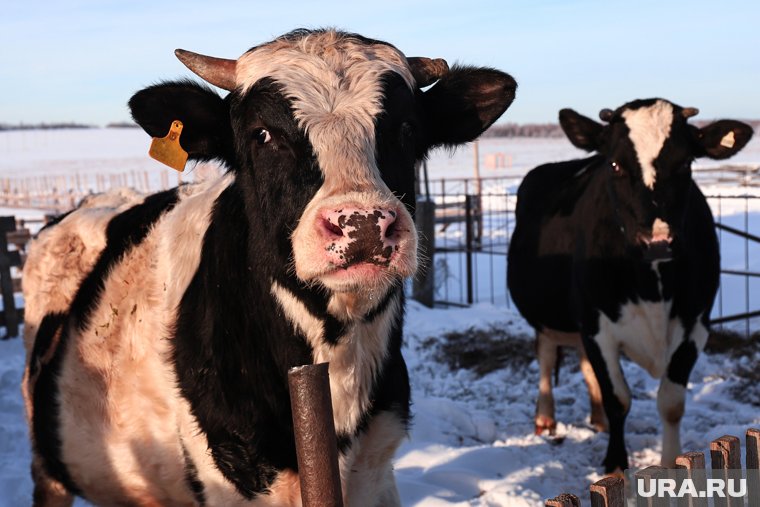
[675,451,708,507]
[288,363,343,507]
[634,466,668,507]
[747,428,760,504]
[413,199,435,307]
[545,493,580,507]
[590,476,625,507]
[710,435,742,507]
[0,217,21,338]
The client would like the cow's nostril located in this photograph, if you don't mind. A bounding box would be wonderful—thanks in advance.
[322,218,343,237]
[385,219,398,238]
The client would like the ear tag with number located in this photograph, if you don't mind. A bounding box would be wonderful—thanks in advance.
[149,120,188,172]
[720,131,736,149]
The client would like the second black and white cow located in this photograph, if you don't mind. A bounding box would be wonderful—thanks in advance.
[508,98,752,472]
[22,29,517,506]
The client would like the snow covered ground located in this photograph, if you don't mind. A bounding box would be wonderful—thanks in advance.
[0,304,757,506]
[0,130,758,505]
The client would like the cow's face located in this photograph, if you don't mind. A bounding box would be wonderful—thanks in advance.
[129,29,517,297]
[560,99,753,251]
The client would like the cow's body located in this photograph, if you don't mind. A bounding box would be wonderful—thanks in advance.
[23,29,517,505]
[508,99,752,472]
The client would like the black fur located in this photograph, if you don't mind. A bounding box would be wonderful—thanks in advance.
[27,312,66,378]
[507,99,748,473]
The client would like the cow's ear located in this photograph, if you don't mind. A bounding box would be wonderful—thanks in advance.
[129,80,233,163]
[421,66,517,147]
[695,120,753,160]
[559,108,603,152]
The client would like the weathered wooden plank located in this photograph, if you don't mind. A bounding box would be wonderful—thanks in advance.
[747,429,760,505]
[635,466,669,507]
[710,435,742,507]
[590,475,625,507]
[675,452,708,507]
[545,493,580,507]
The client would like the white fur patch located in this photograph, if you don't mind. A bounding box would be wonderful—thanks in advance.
[622,100,674,190]
[271,281,400,436]
[236,30,414,196]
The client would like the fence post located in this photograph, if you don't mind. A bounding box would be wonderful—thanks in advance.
[747,428,760,504]
[675,451,708,507]
[710,435,742,507]
[465,195,474,305]
[0,217,20,338]
[634,466,668,507]
[545,493,580,507]
[413,199,435,308]
[590,476,625,507]
[288,363,343,507]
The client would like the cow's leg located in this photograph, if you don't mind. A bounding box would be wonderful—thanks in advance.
[658,325,704,467]
[582,330,631,474]
[578,348,607,432]
[535,331,557,435]
[31,455,73,507]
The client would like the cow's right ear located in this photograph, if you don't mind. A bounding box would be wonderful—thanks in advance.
[559,108,603,152]
[129,80,233,163]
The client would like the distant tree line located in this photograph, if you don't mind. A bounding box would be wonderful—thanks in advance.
[482,123,565,138]
[0,121,139,131]
[0,122,95,131]
[2,120,758,137]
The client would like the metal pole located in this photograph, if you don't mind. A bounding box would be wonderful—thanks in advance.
[413,199,435,307]
[465,195,474,305]
[288,363,343,507]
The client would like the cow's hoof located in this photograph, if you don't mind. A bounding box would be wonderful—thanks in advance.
[535,416,556,436]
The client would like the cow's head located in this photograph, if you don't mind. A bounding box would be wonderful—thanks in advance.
[559,98,753,253]
[129,29,516,301]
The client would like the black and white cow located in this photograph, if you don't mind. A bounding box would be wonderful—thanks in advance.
[507,98,752,473]
[22,29,517,506]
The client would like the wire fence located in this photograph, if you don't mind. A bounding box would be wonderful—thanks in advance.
[425,176,760,336]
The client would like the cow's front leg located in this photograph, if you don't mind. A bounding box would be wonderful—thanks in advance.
[535,331,558,435]
[582,328,631,474]
[578,348,607,432]
[658,323,705,467]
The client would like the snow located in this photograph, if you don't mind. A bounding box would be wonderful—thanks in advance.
[0,130,759,505]
[0,304,757,506]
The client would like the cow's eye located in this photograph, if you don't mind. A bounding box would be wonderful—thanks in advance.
[254,128,272,145]
[611,161,623,175]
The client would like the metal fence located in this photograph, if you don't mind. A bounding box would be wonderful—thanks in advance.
[424,176,760,335]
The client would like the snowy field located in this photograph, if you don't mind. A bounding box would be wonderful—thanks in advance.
[0,129,759,506]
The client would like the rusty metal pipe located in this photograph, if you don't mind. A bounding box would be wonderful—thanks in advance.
[288,363,344,507]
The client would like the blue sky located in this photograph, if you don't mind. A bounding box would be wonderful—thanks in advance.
[2,0,758,125]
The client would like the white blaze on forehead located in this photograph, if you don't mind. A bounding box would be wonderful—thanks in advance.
[622,100,674,190]
[235,31,415,194]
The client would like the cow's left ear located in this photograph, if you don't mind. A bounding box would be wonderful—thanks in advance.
[421,66,517,147]
[696,120,753,159]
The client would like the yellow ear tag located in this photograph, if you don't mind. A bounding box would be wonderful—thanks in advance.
[149,120,188,172]
[720,131,736,149]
